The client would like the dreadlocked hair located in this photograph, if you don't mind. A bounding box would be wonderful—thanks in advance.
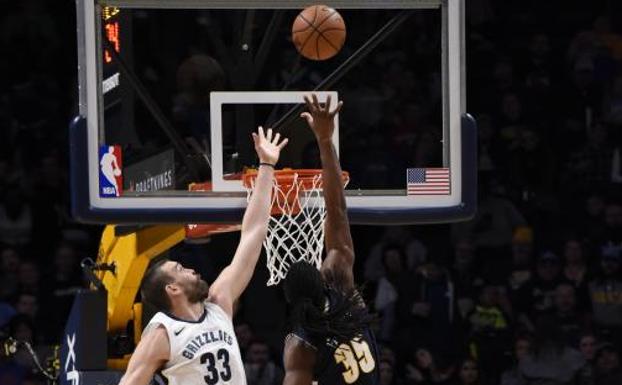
[283,261,376,344]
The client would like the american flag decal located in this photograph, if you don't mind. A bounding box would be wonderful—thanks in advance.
[407,168,450,195]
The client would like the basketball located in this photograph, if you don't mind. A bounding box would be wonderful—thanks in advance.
[113,168,121,176]
[292,5,346,61]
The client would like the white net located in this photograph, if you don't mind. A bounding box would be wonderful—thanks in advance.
[245,172,328,286]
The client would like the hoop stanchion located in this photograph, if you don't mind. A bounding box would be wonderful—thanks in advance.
[243,169,349,285]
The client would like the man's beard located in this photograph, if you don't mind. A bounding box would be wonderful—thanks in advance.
[183,278,210,303]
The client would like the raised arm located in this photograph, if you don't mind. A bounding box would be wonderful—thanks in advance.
[301,94,354,288]
[208,127,288,316]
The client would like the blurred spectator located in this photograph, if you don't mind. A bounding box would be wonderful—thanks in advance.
[507,226,535,292]
[561,238,590,307]
[244,339,283,385]
[380,358,402,385]
[0,300,16,329]
[577,194,608,246]
[45,243,84,341]
[596,203,622,258]
[6,314,51,373]
[404,348,454,385]
[397,263,462,370]
[466,282,513,384]
[604,76,622,126]
[579,333,598,385]
[0,185,33,248]
[375,244,410,342]
[593,342,622,385]
[500,334,532,385]
[552,283,590,347]
[16,260,41,298]
[0,247,20,300]
[518,316,585,385]
[588,250,622,346]
[511,251,564,330]
[234,322,254,359]
[365,227,427,282]
[13,293,38,320]
[456,358,481,385]
[475,114,502,173]
[562,122,614,194]
[0,351,27,385]
[450,239,478,318]
[580,333,598,362]
[451,177,526,279]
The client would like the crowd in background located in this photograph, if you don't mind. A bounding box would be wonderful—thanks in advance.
[0,0,622,385]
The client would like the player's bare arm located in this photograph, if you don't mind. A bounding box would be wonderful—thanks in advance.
[301,94,354,288]
[283,335,318,385]
[208,126,288,316]
[118,325,169,385]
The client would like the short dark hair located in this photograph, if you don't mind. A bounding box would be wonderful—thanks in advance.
[141,259,174,312]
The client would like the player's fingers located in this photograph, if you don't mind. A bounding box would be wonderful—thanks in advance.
[325,94,332,112]
[273,132,281,144]
[303,95,315,112]
[331,100,344,116]
[300,112,313,124]
[266,127,273,141]
[252,132,259,146]
[258,126,265,140]
[277,137,289,150]
[311,93,320,110]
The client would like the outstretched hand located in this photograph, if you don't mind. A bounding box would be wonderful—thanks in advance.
[252,126,288,165]
[300,94,343,141]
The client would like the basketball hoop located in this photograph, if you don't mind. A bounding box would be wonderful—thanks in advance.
[243,169,349,286]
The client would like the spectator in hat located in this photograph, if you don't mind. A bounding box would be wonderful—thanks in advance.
[512,251,564,330]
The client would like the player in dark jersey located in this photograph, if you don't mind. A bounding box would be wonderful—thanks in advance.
[282,94,379,385]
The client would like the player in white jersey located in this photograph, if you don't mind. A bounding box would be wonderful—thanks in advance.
[118,126,288,385]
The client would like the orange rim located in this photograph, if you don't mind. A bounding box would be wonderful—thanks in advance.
[243,168,349,215]
[242,168,349,189]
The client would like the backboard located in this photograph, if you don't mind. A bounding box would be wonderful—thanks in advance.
[71,0,476,225]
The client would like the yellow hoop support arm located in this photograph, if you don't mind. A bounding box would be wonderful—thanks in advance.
[96,225,186,333]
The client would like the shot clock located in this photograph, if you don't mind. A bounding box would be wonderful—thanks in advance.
[100,6,136,146]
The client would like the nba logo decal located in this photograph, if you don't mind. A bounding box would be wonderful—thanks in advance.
[99,145,123,197]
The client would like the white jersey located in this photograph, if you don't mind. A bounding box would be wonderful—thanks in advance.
[143,302,246,385]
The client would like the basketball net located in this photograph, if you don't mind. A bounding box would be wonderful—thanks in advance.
[243,169,348,286]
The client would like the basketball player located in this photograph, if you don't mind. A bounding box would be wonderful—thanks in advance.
[282,94,378,385]
[118,126,288,385]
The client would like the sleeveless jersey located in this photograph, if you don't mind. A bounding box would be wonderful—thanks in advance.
[290,290,380,385]
[143,302,246,385]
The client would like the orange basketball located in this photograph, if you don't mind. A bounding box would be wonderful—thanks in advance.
[292,5,346,61]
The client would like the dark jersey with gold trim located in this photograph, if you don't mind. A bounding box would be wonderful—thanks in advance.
[290,290,379,384]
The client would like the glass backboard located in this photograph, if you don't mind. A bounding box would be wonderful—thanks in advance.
[71,0,476,224]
